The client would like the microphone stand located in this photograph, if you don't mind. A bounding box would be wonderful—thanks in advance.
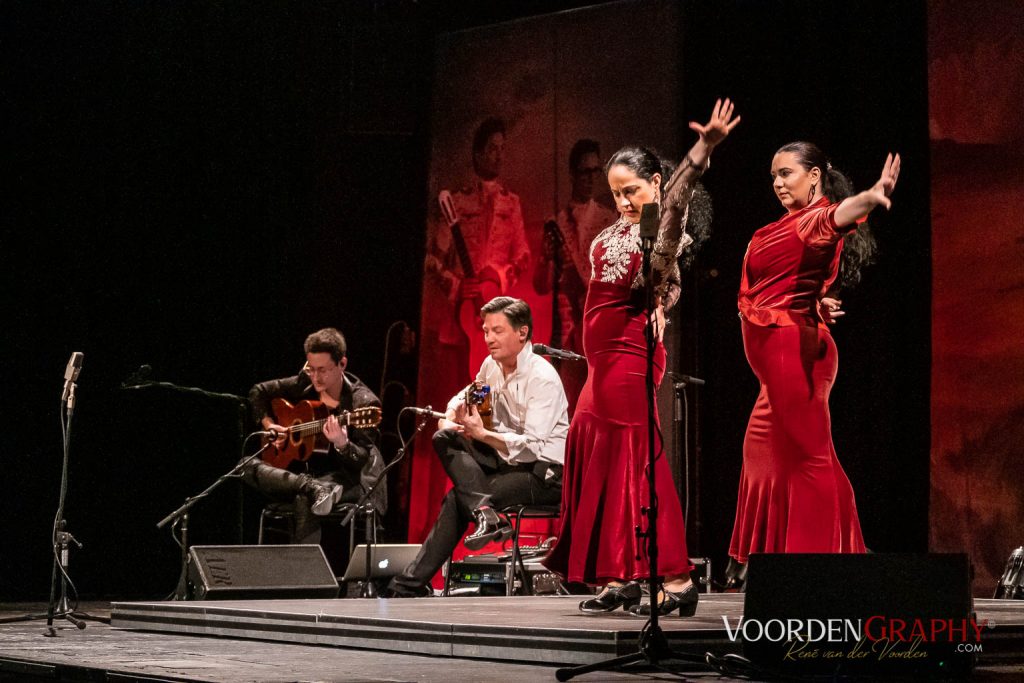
[340,407,432,598]
[157,433,273,600]
[557,204,704,680]
[0,376,111,631]
[669,371,704,559]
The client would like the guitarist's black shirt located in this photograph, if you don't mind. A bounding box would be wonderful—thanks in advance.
[248,371,386,515]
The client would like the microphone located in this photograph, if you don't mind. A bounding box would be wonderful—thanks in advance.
[667,371,705,386]
[533,343,586,362]
[61,352,84,402]
[409,406,446,421]
[639,202,660,241]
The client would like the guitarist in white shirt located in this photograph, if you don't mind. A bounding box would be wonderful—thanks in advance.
[385,298,567,598]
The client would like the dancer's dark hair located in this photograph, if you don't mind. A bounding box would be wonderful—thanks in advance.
[776,141,877,288]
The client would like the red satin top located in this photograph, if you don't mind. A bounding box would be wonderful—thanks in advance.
[738,197,850,328]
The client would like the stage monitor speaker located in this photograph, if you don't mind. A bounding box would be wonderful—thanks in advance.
[187,544,339,600]
[742,553,977,677]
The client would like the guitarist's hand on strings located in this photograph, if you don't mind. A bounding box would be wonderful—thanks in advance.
[323,415,349,450]
[454,402,487,441]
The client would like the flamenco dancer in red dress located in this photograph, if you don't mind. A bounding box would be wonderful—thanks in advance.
[727,142,901,585]
[544,100,740,617]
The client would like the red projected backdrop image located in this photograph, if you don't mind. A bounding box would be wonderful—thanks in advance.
[928,0,1024,595]
[408,1,683,582]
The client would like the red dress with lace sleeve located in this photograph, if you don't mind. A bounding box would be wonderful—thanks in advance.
[543,215,692,584]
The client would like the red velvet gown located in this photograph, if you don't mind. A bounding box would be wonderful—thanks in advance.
[729,197,867,562]
[544,216,692,585]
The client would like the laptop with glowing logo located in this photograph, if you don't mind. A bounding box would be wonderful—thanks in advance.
[341,544,422,581]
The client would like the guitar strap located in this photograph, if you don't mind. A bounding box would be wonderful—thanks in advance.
[481,179,495,257]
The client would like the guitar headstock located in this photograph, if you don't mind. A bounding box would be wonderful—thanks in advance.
[342,406,383,428]
[543,219,564,247]
[438,190,459,228]
[465,381,491,407]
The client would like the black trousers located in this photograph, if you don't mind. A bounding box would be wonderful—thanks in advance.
[388,428,561,595]
[239,458,361,542]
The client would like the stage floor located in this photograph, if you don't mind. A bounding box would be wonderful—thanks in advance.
[112,593,742,667]
[110,594,1024,667]
[0,602,702,682]
[2,598,1024,681]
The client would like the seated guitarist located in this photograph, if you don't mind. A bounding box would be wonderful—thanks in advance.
[242,327,385,542]
[386,297,567,597]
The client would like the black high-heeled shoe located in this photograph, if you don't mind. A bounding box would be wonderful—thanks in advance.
[628,583,699,617]
[578,582,642,613]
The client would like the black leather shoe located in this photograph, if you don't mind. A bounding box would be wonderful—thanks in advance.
[578,582,642,613]
[463,506,512,551]
[628,583,699,617]
[383,583,432,598]
[307,481,343,516]
[724,557,747,592]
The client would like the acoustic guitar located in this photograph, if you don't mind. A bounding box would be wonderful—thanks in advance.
[543,219,566,349]
[262,398,382,469]
[464,381,493,431]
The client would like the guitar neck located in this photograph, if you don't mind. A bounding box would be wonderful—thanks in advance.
[286,412,352,436]
[449,223,477,279]
[546,222,565,348]
[550,255,562,348]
